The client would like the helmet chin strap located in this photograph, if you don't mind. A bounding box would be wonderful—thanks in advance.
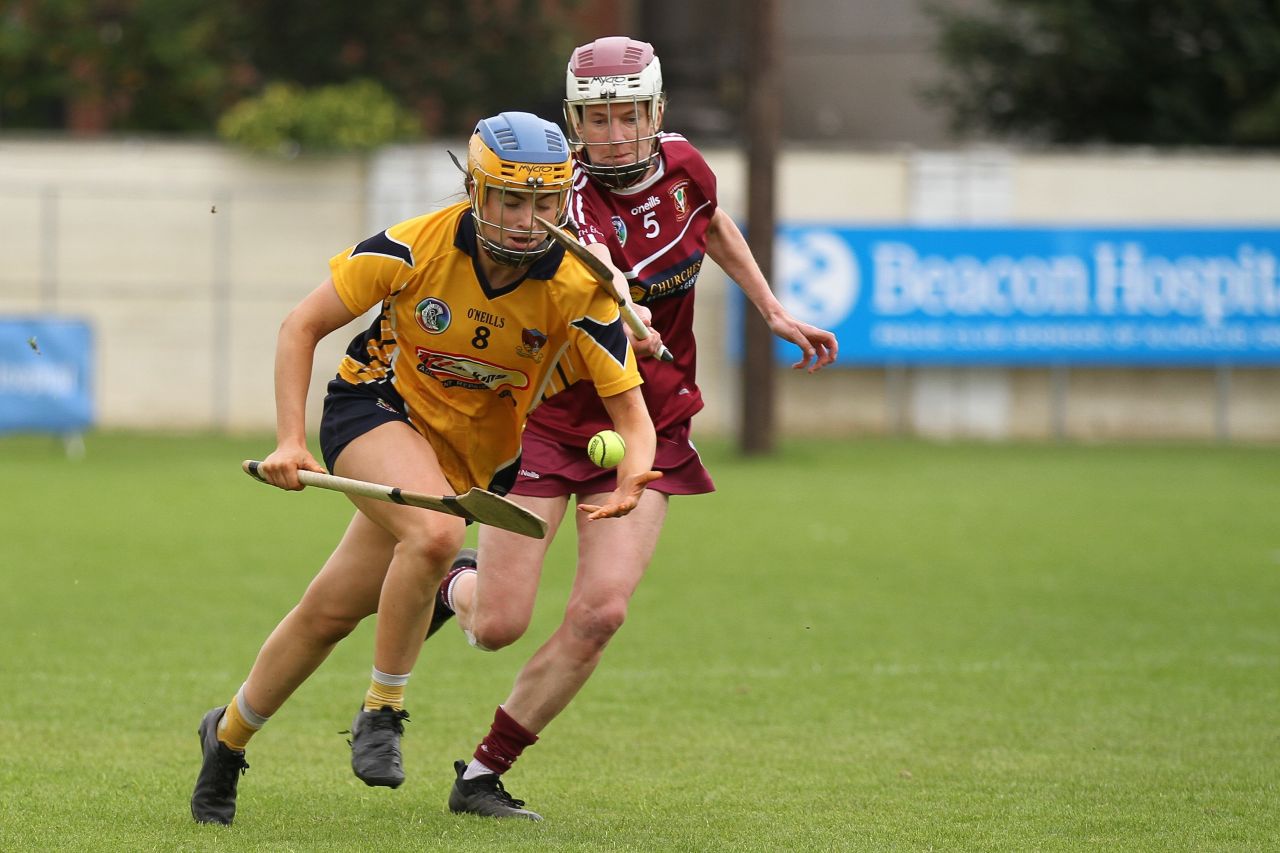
[586,159,653,189]
[484,241,547,268]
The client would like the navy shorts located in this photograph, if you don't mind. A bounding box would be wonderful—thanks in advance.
[511,419,714,498]
[318,377,413,474]
[317,377,520,497]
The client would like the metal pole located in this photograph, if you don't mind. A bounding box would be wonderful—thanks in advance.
[740,0,779,455]
[212,189,231,431]
[886,363,908,435]
[1050,364,1069,442]
[1214,363,1231,442]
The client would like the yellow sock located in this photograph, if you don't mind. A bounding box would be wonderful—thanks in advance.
[363,669,408,712]
[217,696,261,751]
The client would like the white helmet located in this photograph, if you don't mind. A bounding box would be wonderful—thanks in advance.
[563,36,666,188]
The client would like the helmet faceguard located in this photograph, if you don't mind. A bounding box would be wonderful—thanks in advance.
[467,112,573,267]
[563,36,666,189]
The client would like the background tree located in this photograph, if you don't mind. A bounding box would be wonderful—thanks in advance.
[224,0,584,136]
[0,0,584,139]
[925,0,1280,147]
[0,0,251,132]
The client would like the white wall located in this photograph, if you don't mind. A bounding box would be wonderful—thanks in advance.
[3,137,1277,441]
[0,138,367,432]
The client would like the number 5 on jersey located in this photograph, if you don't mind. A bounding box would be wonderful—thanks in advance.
[643,210,660,238]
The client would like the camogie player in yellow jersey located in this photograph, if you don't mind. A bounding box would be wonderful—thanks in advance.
[190,112,661,826]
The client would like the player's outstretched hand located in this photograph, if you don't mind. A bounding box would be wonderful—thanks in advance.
[259,444,327,491]
[579,470,664,520]
[766,313,839,372]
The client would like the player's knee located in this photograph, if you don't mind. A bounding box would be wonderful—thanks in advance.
[567,600,628,648]
[297,602,361,644]
[464,627,497,651]
[394,528,465,580]
[469,610,530,651]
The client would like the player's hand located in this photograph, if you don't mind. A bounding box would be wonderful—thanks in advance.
[578,470,664,520]
[765,312,839,372]
[259,444,327,491]
[623,303,666,360]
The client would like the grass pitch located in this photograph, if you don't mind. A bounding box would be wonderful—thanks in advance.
[0,432,1276,851]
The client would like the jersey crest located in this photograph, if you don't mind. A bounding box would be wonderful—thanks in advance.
[415,297,451,333]
[516,328,548,363]
[668,180,691,220]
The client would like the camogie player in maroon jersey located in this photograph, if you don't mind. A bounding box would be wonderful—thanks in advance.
[432,37,838,819]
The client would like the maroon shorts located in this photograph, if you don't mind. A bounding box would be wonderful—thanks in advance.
[512,419,715,498]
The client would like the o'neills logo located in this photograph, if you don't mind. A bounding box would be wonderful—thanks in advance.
[630,195,662,216]
[414,347,529,391]
[669,181,690,220]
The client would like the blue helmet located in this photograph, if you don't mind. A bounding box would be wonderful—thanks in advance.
[467,111,573,267]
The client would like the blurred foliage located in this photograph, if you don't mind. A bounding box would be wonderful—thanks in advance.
[227,0,582,137]
[0,0,251,131]
[0,0,583,140]
[217,80,420,155]
[925,0,1280,147]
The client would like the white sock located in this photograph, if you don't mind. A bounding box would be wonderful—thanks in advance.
[444,567,477,612]
[372,667,411,688]
[463,759,501,780]
[235,684,270,728]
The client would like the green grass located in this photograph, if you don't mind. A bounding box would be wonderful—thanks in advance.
[1,432,1277,851]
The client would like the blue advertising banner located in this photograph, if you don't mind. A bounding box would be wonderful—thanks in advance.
[770,226,1280,365]
[0,317,94,433]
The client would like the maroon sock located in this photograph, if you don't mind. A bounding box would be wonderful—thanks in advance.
[474,705,538,774]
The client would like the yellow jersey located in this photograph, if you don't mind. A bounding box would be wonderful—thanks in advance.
[328,201,640,493]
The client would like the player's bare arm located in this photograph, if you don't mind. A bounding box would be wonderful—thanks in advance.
[578,386,662,520]
[704,207,839,371]
[260,278,357,491]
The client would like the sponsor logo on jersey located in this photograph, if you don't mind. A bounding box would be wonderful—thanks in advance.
[669,181,690,220]
[633,256,703,303]
[466,308,506,328]
[612,215,627,247]
[630,195,662,216]
[519,468,541,479]
[413,347,530,391]
[415,297,451,334]
[515,328,548,363]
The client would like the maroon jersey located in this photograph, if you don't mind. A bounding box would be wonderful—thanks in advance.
[525,133,717,444]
